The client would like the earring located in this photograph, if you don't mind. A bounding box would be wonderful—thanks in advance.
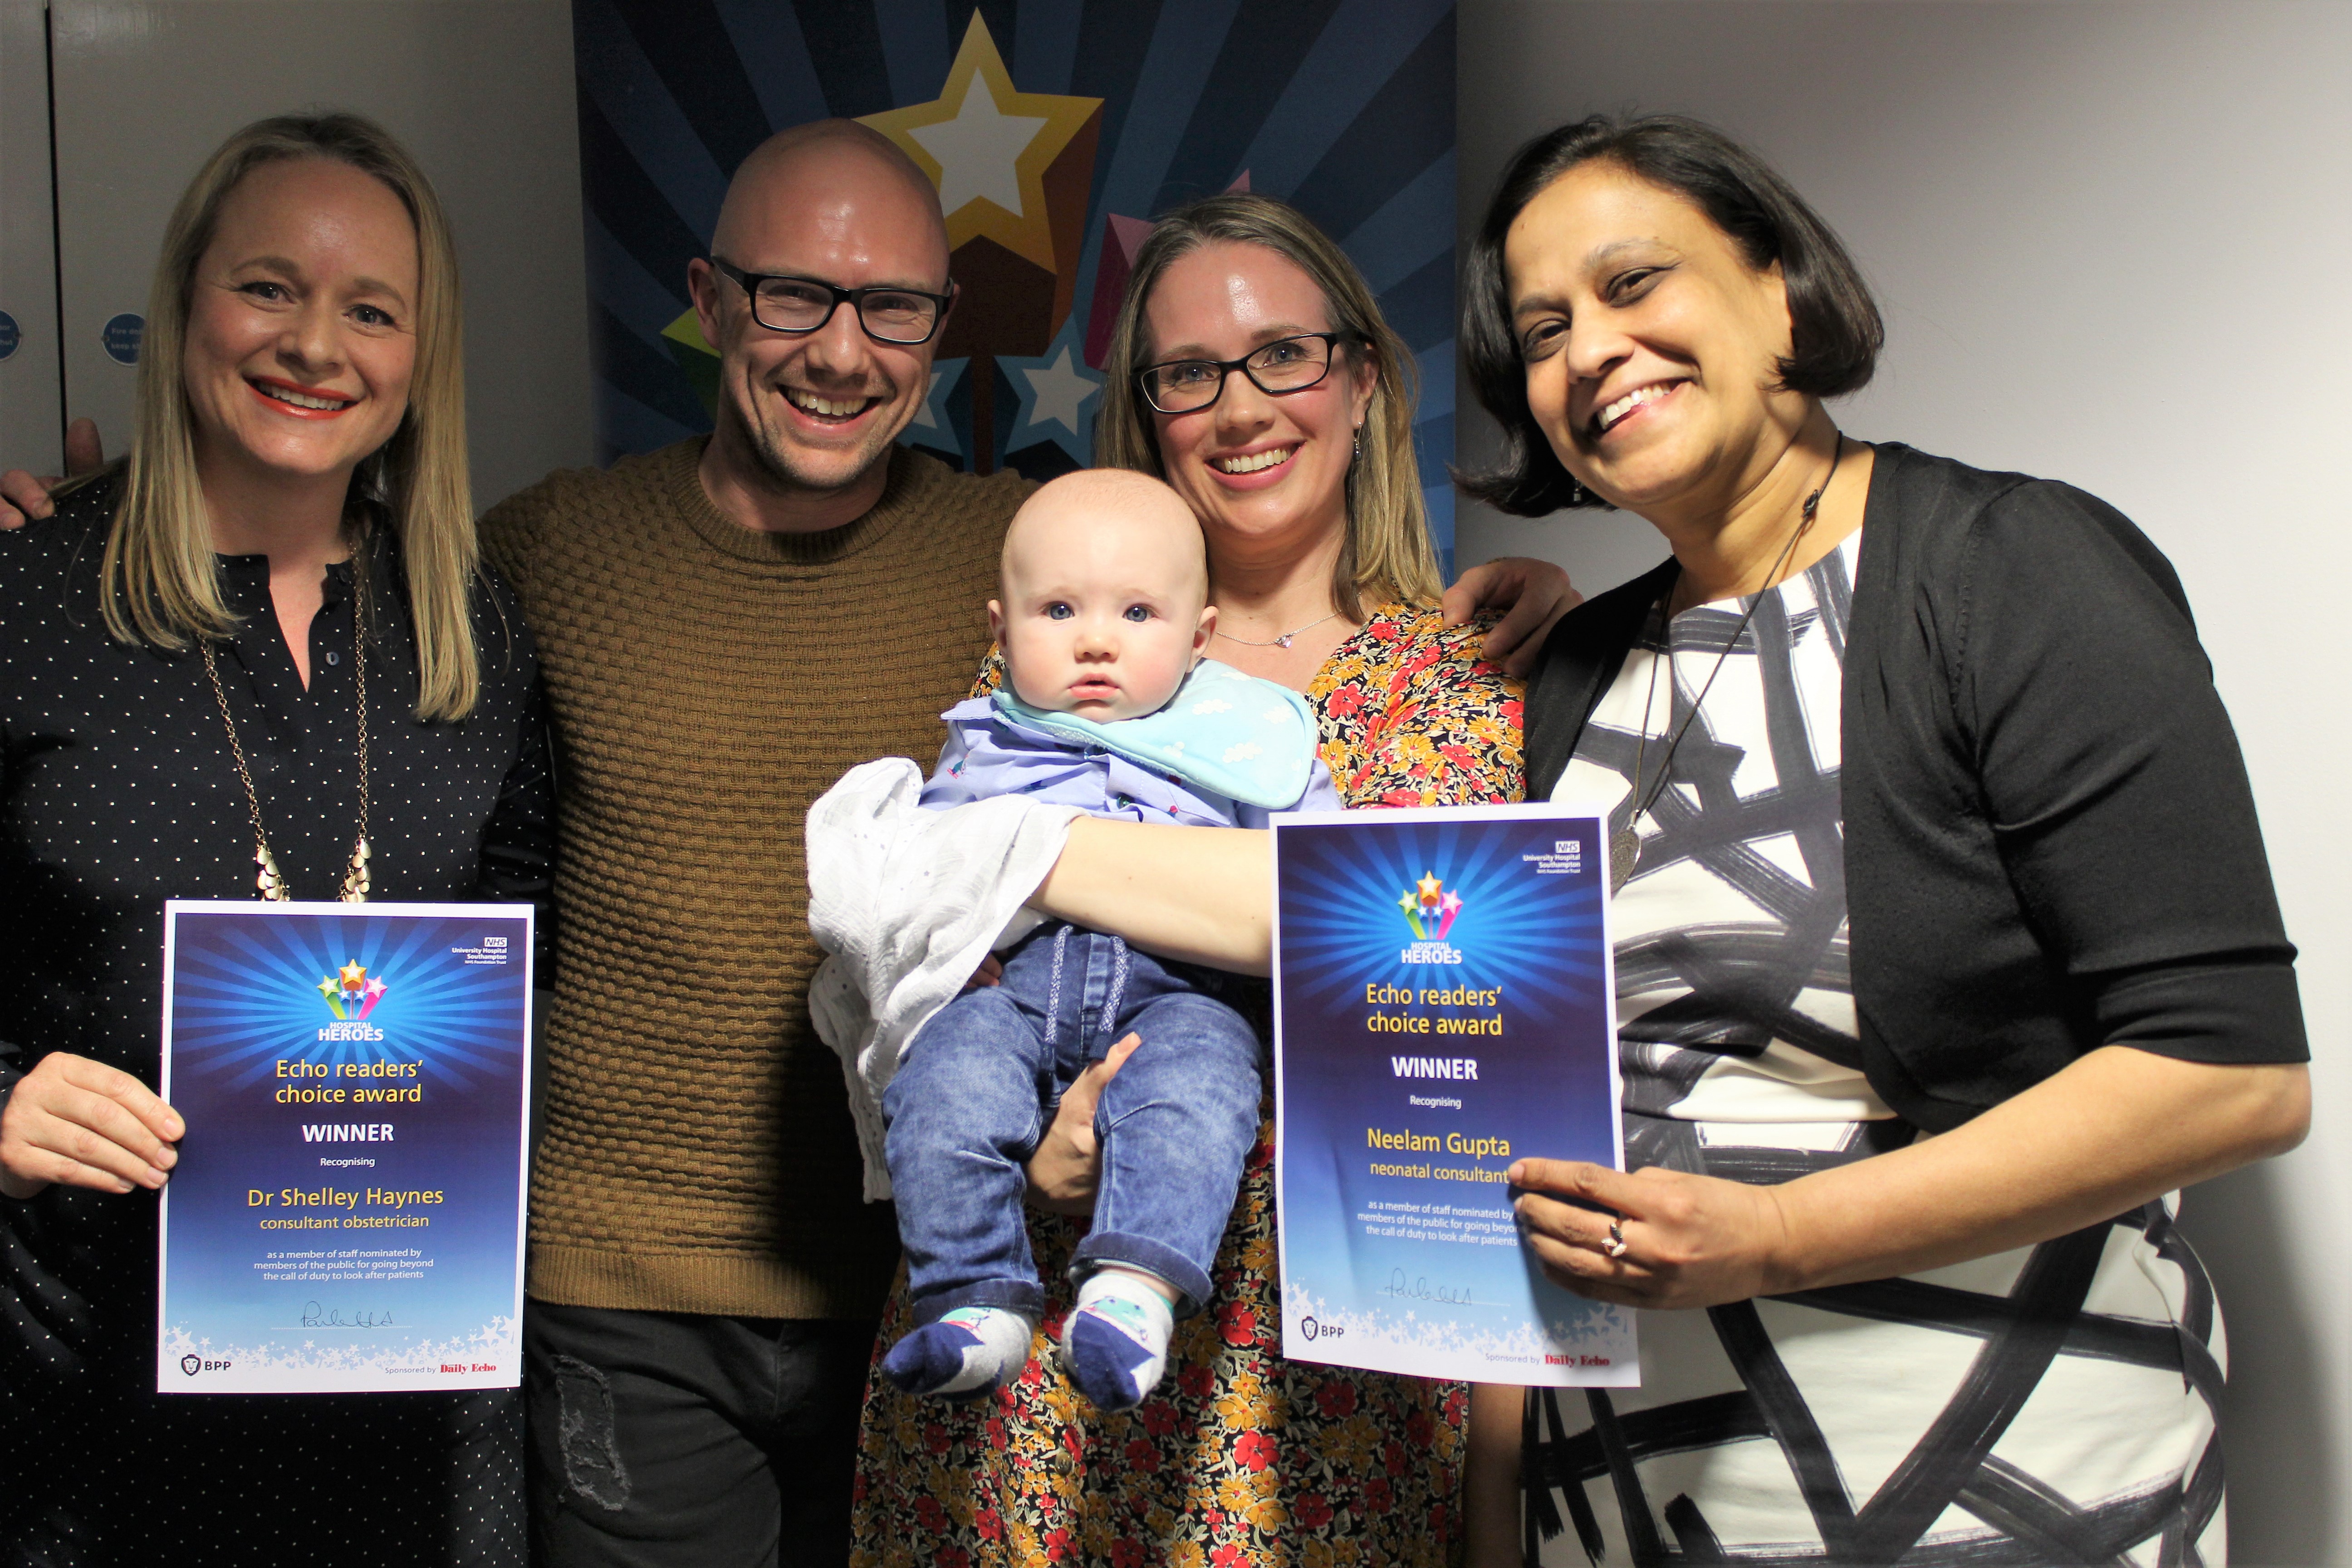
[1567,476,1587,506]
[1352,431,1362,462]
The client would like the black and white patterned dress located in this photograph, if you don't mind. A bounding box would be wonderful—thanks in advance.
[1536,533,2226,1564]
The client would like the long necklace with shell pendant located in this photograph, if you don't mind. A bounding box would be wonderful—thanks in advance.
[1608,436,1846,896]
[202,574,372,902]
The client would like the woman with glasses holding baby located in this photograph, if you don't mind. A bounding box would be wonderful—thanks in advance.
[850,192,1522,1565]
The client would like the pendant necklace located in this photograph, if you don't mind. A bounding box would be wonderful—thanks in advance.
[1608,437,1846,895]
[1215,611,1342,650]
[202,571,372,902]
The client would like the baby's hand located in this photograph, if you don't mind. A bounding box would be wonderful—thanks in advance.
[962,955,1004,991]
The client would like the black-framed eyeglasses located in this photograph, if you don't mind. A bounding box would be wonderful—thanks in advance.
[1135,332,1351,414]
[709,258,955,345]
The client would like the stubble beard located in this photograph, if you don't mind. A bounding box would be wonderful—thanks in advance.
[728,373,904,501]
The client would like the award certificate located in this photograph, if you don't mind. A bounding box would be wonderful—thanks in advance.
[1272,805,1635,1387]
[157,901,533,1394]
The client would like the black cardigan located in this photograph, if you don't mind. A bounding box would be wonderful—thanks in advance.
[1524,443,2305,1132]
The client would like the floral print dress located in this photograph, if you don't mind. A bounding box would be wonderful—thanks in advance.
[851,606,1524,1568]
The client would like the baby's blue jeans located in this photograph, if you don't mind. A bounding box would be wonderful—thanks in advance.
[882,921,1264,1321]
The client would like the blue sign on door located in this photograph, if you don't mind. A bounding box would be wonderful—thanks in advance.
[0,310,19,361]
[103,313,143,365]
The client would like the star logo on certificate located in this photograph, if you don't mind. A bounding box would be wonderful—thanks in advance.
[1397,875,1465,942]
[316,962,390,1020]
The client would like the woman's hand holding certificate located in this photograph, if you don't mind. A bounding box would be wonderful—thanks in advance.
[0,1052,184,1198]
[1507,1156,1794,1310]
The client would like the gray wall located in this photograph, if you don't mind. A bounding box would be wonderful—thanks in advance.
[0,1,64,476]
[1456,3,2351,1561]
[0,0,592,513]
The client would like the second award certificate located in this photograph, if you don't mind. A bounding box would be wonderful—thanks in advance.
[1272,804,1636,1387]
[157,901,533,1395]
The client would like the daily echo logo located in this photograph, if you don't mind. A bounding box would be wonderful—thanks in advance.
[316,962,387,1042]
[1396,872,1465,965]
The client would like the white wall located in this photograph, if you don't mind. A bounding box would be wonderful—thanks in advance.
[1457,3,2351,1561]
[7,0,592,512]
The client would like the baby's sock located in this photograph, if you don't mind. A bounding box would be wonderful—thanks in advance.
[881,1305,1036,1399]
[1062,1269,1177,1413]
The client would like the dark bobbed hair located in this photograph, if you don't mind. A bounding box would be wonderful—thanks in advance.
[1459,113,1884,516]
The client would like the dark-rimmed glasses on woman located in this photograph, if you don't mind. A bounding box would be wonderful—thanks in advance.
[1136,333,1348,414]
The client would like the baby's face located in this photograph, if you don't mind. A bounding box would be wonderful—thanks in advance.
[991,481,1215,722]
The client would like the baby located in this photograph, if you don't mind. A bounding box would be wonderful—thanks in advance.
[879,468,1337,1412]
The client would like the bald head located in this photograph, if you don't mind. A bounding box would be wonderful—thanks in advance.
[993,470,1216,720]
[1004,470,1208,604]
[712,120,947,279]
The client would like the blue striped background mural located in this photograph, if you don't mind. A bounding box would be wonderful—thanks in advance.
[572,0,1460,572]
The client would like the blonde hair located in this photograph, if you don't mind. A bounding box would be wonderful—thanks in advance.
[1093,193,1442,618]
[99,111,480,720]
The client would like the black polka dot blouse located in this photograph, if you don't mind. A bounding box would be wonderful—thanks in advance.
[0,470,551,1564]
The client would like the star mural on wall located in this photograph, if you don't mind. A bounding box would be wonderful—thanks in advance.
[911,87,1045,220]
[904,359,968,444]
[999,320,1103,468]
[1019,344,1097,439]
[859,16,1099,274]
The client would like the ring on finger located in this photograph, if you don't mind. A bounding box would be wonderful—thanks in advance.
[1605,1218,1629,1259]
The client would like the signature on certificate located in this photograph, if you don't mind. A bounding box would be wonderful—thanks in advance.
[1380,1269,1477,1308]
[301,1300,397,1329]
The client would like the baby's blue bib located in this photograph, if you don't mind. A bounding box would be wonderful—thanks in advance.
[991,658,1318,808]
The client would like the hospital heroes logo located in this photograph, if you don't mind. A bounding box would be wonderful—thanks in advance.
[315,962,387,1043]
[1395,872,1465,965]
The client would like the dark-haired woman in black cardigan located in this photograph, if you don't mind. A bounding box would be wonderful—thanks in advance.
[1456,115,2308,1565]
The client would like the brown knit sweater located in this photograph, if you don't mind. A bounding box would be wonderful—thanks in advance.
[478,439,1031,1318]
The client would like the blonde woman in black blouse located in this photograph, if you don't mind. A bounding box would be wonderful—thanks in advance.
[0,113,547,1565]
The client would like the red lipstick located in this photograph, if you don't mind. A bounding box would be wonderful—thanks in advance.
[245,376,358,420]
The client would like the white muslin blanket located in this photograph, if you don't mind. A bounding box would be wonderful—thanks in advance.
[805,758,1080,1200]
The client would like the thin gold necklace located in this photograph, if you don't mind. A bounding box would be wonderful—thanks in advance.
[202,571,372,902]
[1608,436,1845,895]
[1214,610,1343,650]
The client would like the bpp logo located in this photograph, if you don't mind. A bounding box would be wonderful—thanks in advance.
[1297,1317,1344,1343]
[180,1353,231,1376]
